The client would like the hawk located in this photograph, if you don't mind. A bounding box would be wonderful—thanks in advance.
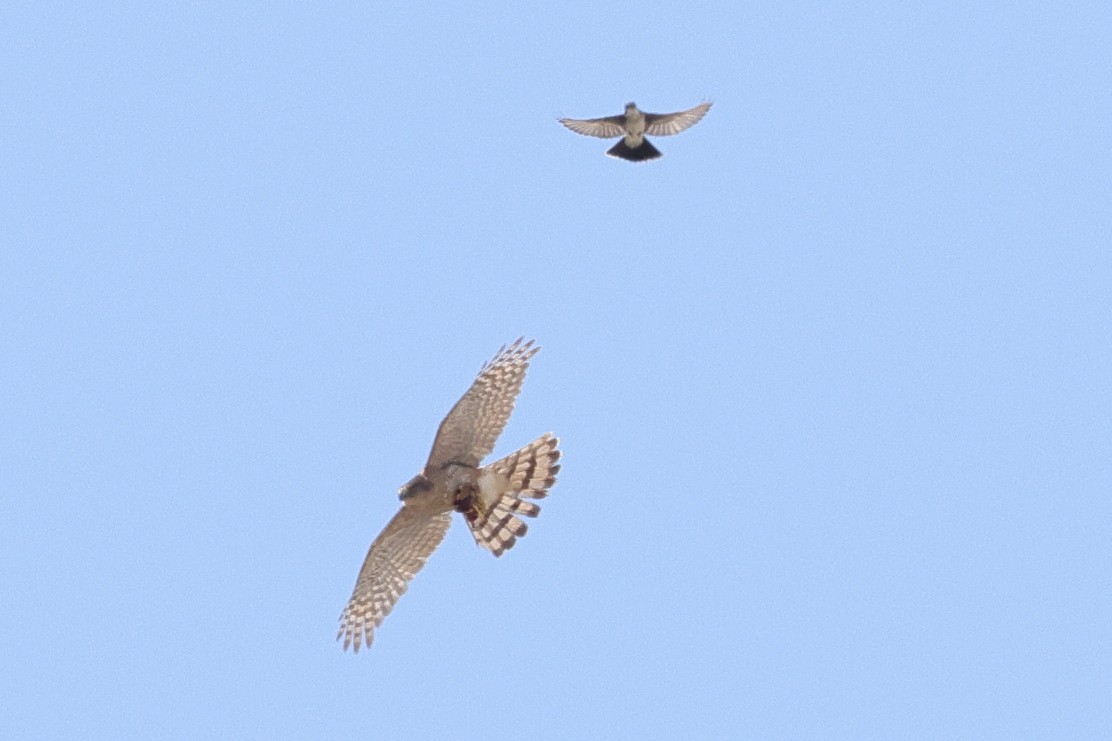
[559,101,712,161]
[337,338,561,652]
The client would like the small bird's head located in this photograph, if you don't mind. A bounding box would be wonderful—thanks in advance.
[625,102,637,111]
[398,474,432,501]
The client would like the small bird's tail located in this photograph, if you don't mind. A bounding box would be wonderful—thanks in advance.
[465,433,560,556]
[607,138,662,162]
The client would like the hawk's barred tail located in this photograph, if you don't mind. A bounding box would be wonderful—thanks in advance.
[467,434,560,557]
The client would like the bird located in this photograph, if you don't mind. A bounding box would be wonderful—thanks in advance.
[337,338,561,652]
[559,101,712,161]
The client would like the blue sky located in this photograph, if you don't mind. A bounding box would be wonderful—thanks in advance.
[2,2,1110,738]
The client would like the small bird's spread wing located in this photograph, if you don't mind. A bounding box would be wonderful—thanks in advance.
[337,507,452,652]
[558,115,626,139]
[425,338,539,470]
[644,101,712,136]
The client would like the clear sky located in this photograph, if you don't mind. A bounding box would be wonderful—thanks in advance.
[2,2,1110,739]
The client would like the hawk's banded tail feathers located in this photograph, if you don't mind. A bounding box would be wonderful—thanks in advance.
[465,433,560,557]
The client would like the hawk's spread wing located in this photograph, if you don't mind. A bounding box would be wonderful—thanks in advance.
[424,338,539,470]
[558,115,626,139]
[337,507,452,652]
[644,101,712,136]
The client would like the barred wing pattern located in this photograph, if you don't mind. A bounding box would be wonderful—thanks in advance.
[558,115,626,139]
[425,338,540,470]
[644,102,713,136]
[337,508,452,653]
[467,433,561,557]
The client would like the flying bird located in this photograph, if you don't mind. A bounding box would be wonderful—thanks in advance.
[337,338,561,652]
[559,101,712,161]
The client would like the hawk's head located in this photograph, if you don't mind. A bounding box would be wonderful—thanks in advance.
[397,474,433,501]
